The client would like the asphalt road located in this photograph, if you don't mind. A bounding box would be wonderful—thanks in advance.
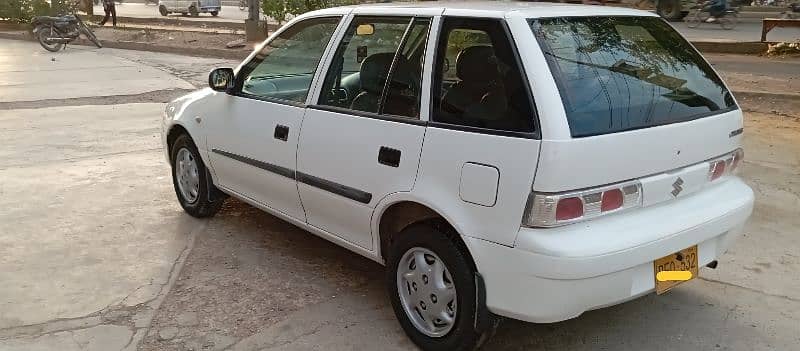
[0,39,798,350]
[94,3,800,42]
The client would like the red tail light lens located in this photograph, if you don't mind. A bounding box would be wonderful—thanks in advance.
[556,197,583,221]
[601,189,624,212]
[710,160,726,181]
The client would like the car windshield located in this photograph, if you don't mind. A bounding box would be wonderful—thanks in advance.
[530,16,736,137]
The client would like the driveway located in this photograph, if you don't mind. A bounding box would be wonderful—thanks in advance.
[1,39,798,350]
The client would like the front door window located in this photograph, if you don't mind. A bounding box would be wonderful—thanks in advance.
[236,17,341,104]
[318,16,431,119]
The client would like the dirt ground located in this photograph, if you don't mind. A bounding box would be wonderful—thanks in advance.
[91,26,245,50]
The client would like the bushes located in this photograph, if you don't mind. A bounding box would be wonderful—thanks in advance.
[262,0,358,25]
[0,0,53,23]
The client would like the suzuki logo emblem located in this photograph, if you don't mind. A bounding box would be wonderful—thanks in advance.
[671,177,684,197]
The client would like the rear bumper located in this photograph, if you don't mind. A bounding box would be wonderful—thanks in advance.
[464,177,754,323]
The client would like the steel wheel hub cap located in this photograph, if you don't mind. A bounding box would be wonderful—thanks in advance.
[175,148,200,204]
[397,247,457,337]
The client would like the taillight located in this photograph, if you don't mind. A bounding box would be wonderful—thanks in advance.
[555,197,583,221]
[523,181,642,228]
[708,148,743,181]
[601,189,624,212]
[709,160,726,181]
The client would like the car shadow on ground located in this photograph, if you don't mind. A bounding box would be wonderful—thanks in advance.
[141,199,777,351]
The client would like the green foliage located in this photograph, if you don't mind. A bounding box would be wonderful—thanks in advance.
[262,0,358,25]
[0,0,73,23]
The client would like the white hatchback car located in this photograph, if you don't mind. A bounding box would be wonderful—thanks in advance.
[162,2,754,349]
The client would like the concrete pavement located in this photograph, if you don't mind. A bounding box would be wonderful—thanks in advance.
[0,39,227,350]
[0,38,799,350]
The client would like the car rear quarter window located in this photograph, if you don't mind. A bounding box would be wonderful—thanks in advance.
[530,16,737,137]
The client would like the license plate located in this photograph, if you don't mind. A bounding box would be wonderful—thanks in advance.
[654,245,698,295]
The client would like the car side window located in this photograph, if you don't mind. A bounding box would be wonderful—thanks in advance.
[432,18,535,133]
[236,17,341,104]
[318,16,431,119]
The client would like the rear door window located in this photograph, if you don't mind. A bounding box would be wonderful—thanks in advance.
[431,18,536,134]
[531,16,736,137]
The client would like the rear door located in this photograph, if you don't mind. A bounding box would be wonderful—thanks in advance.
[296,16,432,250]
[412,16,542,246]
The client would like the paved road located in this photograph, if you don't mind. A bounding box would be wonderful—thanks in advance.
[0,39,798,350]
[95,3,800,42]
[671,20,800,42]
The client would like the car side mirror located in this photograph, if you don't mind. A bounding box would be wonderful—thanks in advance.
[209,68,234,92]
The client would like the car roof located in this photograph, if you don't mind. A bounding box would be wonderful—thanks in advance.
[307,1,657,19]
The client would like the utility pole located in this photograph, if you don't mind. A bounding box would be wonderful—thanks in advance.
[245,0,266,42]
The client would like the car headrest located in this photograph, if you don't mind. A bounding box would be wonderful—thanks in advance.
[456,46,498,83]
[359,52,412,94]
[359,53,395,94]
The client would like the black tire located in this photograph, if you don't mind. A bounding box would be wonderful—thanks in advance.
[159,5,168,16]
[210,10,218,16]
[77,18,102,48]
[170,134,226,218]
[657,0,685,21]
[37,26,64,52]
[386,223,499,351]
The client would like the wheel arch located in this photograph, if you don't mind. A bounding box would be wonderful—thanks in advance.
[373,196,477,272]
[166,123,190,162]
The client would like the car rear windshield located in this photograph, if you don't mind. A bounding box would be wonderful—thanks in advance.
[530,16,736,137]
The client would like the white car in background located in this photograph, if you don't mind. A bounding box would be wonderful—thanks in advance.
[161,2,754,349]
[158,0,221,17]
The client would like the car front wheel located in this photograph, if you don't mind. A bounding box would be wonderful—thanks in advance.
[386,223,499,351]
[170,134,225,218]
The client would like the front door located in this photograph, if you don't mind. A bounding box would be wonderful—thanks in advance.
[296,16,433,249]
[206,16,342,221]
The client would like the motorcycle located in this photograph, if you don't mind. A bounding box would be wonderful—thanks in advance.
[31,14,102,52]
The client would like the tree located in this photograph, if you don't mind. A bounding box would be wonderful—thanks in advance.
[0,0,52,23]
[262,0,357,25]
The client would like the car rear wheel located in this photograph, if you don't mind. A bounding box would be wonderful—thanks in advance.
[170,134,226,218]
[210,10,218,16]
[386,223,499,351]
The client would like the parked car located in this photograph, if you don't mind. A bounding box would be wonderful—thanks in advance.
[162,2,754,349]
[158,0,220,17]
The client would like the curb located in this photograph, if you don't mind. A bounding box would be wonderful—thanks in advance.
[691,41,771,55]
[85,15,281,32]
[733,90,800,101]
[0,31,249,60]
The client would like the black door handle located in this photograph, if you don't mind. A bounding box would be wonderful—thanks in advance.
[378,147,401,167]
[274,124,289,141]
